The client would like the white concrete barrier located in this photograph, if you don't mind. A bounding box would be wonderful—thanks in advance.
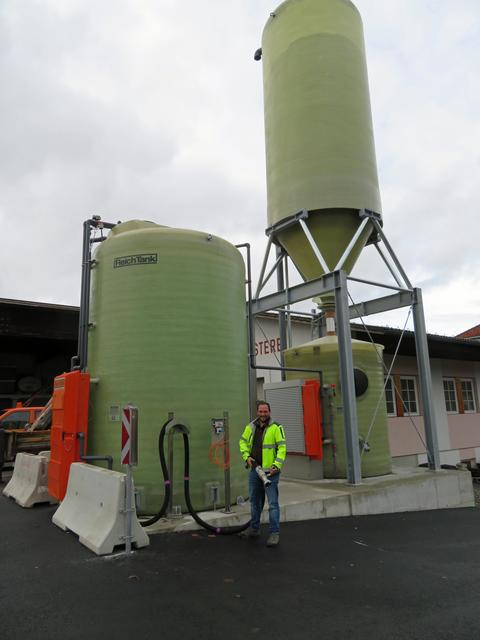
[3,452,56,508]
[52,462,149,555]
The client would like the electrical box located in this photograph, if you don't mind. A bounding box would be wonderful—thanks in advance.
[48,370,90,501]
[264,379,323,460]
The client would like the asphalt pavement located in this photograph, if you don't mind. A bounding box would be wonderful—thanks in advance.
[1,491,480,640]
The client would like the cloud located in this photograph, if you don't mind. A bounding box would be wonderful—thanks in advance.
[0,0,478,337]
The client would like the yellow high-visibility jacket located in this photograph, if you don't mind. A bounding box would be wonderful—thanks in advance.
[239,419,287,470]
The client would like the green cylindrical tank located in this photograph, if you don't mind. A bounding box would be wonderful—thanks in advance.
[261,0,381,284]
[87,221,250,514]
[284,337,391,477]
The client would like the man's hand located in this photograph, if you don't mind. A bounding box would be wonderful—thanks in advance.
[247,457,255,468]
[268,465,279,475]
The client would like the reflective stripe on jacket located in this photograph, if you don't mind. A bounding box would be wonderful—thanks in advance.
[239,419,287,470]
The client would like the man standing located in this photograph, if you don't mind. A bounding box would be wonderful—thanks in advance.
[239,401,286,547]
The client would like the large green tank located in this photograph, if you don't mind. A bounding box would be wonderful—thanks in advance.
[261,0,381,283]
[284,337,392,477]
[87,221,250,514]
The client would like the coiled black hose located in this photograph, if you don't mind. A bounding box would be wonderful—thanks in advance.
[139,419,171,527]
[141,419,250,535]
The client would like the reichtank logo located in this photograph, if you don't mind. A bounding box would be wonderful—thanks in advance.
[113,254,158,268]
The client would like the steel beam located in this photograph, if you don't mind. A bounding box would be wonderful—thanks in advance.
[252,273,336,315]
[334,217,370,271]
[334,270,362,485]
[299,219,330,274]
[276,246,287,380]
[412,288,441,470]
[348,290,414,319]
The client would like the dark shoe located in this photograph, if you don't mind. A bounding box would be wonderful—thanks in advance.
[239,527,260,539]
[266,533,279,547]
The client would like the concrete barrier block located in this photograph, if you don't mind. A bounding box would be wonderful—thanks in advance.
[3,452,56,508]
[52,463,149,555]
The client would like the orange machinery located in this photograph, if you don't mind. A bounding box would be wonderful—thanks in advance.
[48,370,90,501]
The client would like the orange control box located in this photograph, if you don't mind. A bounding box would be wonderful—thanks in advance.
[48,370,90,501]
[302,380,323,460]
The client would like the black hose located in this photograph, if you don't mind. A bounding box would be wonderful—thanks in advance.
[140,419,172,527]
[181,431,250,535]
[141,420,250,535]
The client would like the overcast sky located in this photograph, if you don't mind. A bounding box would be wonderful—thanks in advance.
[1,0,479,336]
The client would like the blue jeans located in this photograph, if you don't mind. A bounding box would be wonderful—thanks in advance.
[249,469,280,534]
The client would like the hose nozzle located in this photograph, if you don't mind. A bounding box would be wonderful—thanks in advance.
[255,465,271,487]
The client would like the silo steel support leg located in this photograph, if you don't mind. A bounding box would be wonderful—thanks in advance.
[334,270,362,485]
[276,246,287,381]
[412,288,441,470]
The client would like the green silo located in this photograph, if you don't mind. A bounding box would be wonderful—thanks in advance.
[87,221,250,514]
[284,337,392,477]
[260,0,391,477]
[261,0,381,283]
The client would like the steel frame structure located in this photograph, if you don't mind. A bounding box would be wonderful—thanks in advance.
[250,209,440,484]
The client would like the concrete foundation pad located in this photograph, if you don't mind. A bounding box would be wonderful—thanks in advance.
[143,466,474,535]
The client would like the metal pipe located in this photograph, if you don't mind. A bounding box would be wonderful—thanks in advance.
[223,411,231,513]
[236,243,257,417]
[74,218,118,372]
[74,220,91,371]
[334,217,370,271]
[299,218,330,274]
[80,455,113,470]
[167,429,175,514]
[125,465,133,553]
[81,234,93,371]
[78,433,113,469]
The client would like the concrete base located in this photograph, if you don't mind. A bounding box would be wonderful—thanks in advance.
[143,466,474,535]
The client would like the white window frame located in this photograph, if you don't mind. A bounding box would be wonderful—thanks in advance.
[384,376,397,417]
[460,378,477,413]
[399,376,419,416]
[443,378,459,414]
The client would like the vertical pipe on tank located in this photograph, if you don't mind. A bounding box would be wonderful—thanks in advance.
[76,220,91,371]
[236,243,258,417]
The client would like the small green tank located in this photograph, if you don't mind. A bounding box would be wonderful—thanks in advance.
[87,221,250,513]
[284,336,392,477]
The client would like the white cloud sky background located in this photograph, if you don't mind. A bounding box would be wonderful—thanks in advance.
[0,0,479,336]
